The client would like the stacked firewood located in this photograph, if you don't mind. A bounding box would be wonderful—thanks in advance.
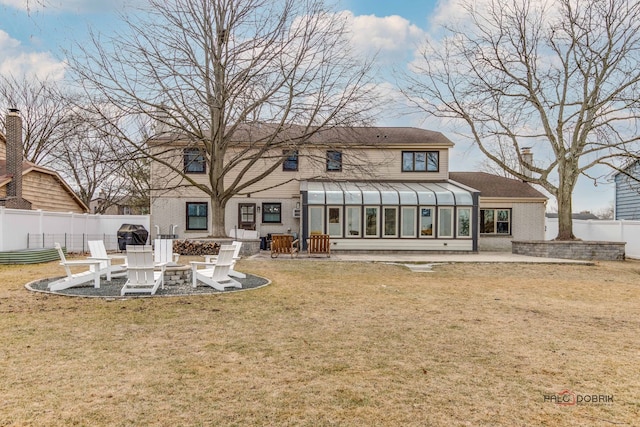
[173,240,220,256]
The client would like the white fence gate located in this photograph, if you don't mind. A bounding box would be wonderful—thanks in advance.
[545,218,640,259]
[0,207,150,252]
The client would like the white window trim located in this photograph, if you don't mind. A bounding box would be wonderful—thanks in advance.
[496,209,511,235]
[327,206,343,238]
[308,206,324,235]
[419,206,435,238]
[346,206,361,238]
[383,207,398,238]
[456,207,472,238]
[364,206,379,238]
[480,208,512,235]
[401,206,417,238]
[438,207,454,238]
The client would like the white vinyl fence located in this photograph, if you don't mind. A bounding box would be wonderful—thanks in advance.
[0,207,150,252]
[546,218,640,259]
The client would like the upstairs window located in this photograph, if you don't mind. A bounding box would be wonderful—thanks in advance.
[184,148,206,173]
[402,151,439,172]
[326,150,342,172]
[283,150,299,171]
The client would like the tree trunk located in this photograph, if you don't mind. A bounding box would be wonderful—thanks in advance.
[210,197,227,238]
[555,169,577,240]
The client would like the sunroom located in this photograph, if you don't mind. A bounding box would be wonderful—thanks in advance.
[300,181,480,252]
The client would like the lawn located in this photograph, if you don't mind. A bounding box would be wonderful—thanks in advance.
[0,257,639,426]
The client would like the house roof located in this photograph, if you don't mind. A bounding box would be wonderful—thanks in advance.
[0,158,89,212]
[152,124,455,147]
[303,180,474,206]
[546,212,599,220]
[302,126,455,146]
[449,172,547,199]
[612,158,640,177]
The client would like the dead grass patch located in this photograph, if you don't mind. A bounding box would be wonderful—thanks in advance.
[0,258,639,426]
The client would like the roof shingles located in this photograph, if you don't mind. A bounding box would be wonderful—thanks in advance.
[449,172,547,199]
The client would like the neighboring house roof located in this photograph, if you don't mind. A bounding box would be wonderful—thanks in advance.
[449,172,547,199]
[545,212,600,220]
[90,195,149,214]
[152,124,455,147]
[612,158,640,177]
[0,158,89,212]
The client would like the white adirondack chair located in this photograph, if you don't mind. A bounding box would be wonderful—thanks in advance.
[153,238,180,266]
[191,245,242,291]
[203,241,246,279]
[48,243,103,291]
[87,240,127,280]
[121,245,167,296]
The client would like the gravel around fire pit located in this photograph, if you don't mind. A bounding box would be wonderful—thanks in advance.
[26,273,270,298]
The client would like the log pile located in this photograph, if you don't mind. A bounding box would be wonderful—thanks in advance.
[173,240,220,256]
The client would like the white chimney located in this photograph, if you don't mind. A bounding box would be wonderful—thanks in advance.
[521,147,533,179]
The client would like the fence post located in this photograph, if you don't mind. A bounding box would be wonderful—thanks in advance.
[0,207,4,251]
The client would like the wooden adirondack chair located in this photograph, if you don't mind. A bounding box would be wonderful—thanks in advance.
[48,243,103,291]
[203,241,246,278]
[87,240,127,280]
[270,234,299,258]
[191,245,242,291]
[121,245,167,296]
[307,234,331,257]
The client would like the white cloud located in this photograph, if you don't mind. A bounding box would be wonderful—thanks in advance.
[343,11,426,63]
[0,30,66,80]
[429,0,470,28]
[429,0,561,32]
[0,0,27,10]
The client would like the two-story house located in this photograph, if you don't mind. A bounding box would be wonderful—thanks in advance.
[150,126,546,252]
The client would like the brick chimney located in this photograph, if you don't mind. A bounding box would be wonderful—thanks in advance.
[6,108,23,198]
[1,109,32,209]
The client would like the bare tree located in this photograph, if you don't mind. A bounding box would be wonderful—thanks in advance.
[67,0,377,236]
[401,0,640,240]
[0,75,149,213]
[595,202,614,220]
[0,74,76,166]
[53,122,150,213]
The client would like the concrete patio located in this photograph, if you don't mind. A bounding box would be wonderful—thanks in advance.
[248,250,594,264]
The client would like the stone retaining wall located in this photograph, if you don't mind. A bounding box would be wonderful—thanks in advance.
[512,240,626,261]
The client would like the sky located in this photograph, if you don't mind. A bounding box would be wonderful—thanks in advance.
[0,0,616,214]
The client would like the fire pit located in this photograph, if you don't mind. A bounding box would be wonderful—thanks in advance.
[163,264,192,286]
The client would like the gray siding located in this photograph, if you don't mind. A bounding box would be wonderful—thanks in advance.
[615,161,640,220]
[478,202,546,251]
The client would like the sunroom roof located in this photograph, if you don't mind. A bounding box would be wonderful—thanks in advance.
[302,181,478,206]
